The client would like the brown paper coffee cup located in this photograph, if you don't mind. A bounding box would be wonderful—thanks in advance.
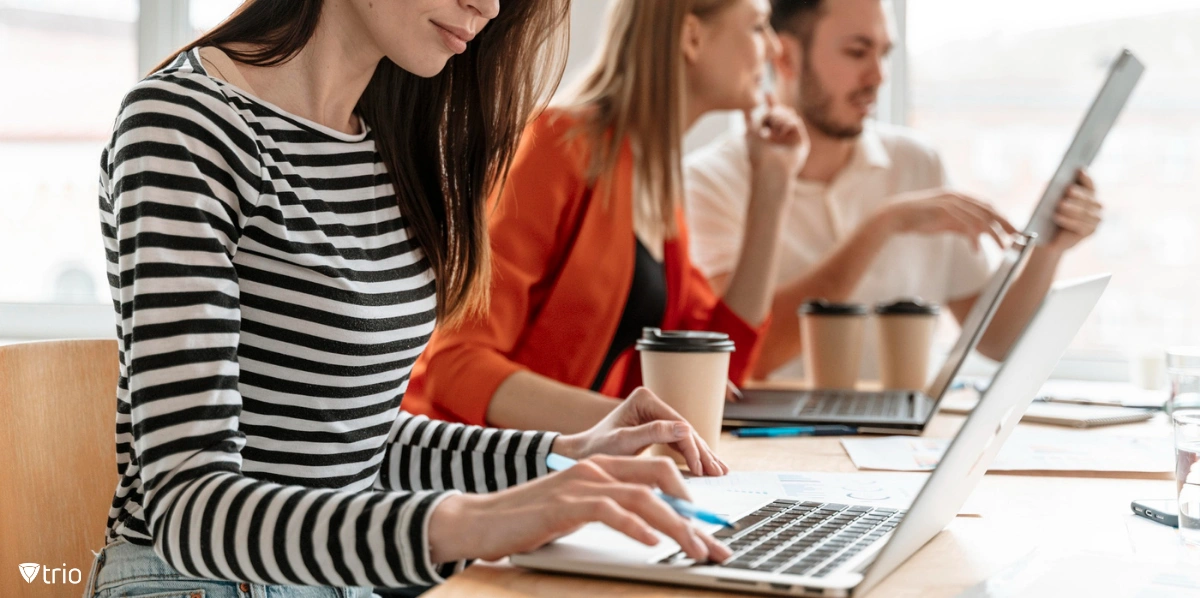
[800,300,867,389]
[636,328,734,464]
[875,299,940,390]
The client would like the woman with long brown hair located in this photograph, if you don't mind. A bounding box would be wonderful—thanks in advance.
[406,0,808,434]
[87,1,732,596]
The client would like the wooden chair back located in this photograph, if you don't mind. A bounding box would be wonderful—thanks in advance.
[0,339,119,596]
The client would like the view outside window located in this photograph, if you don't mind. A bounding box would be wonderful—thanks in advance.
[0,0,137,304]
[907,0,1200,358]
[0,0,244,307]
[190,0,239,34]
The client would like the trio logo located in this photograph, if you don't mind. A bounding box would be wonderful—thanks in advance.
[17,562,82,585]
[18,563,39,583]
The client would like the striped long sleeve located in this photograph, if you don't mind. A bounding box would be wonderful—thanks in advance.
[100,50,555,589]
[374,413,557,495]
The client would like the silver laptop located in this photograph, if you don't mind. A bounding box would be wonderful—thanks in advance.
[512,274,1110,597]
[723,234,1035,434]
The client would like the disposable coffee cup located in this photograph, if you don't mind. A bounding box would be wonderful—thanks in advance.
[800,300,867,389]
[636,328,734,463]
[875,299,940,390]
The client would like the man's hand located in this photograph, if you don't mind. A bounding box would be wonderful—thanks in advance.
[874,188,1018,250]
[1046,169,1102,253]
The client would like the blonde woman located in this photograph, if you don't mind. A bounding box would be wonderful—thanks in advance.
[406,0,809,441]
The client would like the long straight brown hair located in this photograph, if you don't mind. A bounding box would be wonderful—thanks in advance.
[560,0,735,236]
[157,0,569,325]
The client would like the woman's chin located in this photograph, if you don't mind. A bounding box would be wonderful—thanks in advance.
[728,92,760,113]
[390,53,453,78]
[699,93,758,116]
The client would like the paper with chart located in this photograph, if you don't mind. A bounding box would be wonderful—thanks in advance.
[686,470,929,509]
[840,427,1173,473]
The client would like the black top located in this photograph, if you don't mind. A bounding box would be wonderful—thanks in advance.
[592,238,668,390]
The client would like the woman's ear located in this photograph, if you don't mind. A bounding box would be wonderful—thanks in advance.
[681,13,704,64]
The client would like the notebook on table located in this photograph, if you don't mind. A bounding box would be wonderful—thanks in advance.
[940,399,1155,428]
[1017,403,1155,428]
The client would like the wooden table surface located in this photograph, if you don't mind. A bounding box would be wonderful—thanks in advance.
[427,408,1178,598]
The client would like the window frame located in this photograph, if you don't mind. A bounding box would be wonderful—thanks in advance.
[876,0,909,127]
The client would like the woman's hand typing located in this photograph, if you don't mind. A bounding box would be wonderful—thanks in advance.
[427,454,732,565]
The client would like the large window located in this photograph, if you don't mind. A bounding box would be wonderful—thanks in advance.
[0,0,138,305]
[0,0,245,341]
[4,0,1195,375]
[906,0,1200,361]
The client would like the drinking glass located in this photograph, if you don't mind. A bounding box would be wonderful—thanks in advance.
[1173,410,1200,546]
[1167,347,1200,413]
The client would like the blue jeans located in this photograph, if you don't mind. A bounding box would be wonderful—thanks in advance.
[85,539,376,598]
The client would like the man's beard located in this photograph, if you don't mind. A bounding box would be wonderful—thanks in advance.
[798,62,875,140]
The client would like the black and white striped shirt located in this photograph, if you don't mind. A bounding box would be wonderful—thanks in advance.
[99,49,556,588]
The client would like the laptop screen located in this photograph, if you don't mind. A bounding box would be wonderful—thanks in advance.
[857,274,1109,596]
[923,234,1036,402]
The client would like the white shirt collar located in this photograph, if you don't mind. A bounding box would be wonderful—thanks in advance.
[854,122,892,170]
[795,123,891,193]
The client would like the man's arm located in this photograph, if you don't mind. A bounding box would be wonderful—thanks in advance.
[716,189,1016,379]
[950,170,1102,361]
[948,244,1062,361]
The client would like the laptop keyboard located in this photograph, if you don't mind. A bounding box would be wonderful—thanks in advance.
[798,390,913,418]
[662,500,905,578]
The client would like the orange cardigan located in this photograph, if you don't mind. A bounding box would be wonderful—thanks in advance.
[404,109,766,426]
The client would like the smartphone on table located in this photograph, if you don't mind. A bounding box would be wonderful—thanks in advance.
[1131,499,1179,527]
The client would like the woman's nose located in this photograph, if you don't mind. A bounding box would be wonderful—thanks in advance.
[464,0,500,20]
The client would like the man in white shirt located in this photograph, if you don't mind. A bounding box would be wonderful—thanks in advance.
[685,0,1103,380]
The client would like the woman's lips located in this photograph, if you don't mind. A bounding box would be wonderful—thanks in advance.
[433,22,472,54]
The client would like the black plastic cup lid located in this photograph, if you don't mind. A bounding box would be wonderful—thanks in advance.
[798,299,868,317]
[875,299,940,316]
[635,328,735,353]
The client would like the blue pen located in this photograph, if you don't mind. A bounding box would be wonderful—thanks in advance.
[545,453,735,529]
[731,425,857,438]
